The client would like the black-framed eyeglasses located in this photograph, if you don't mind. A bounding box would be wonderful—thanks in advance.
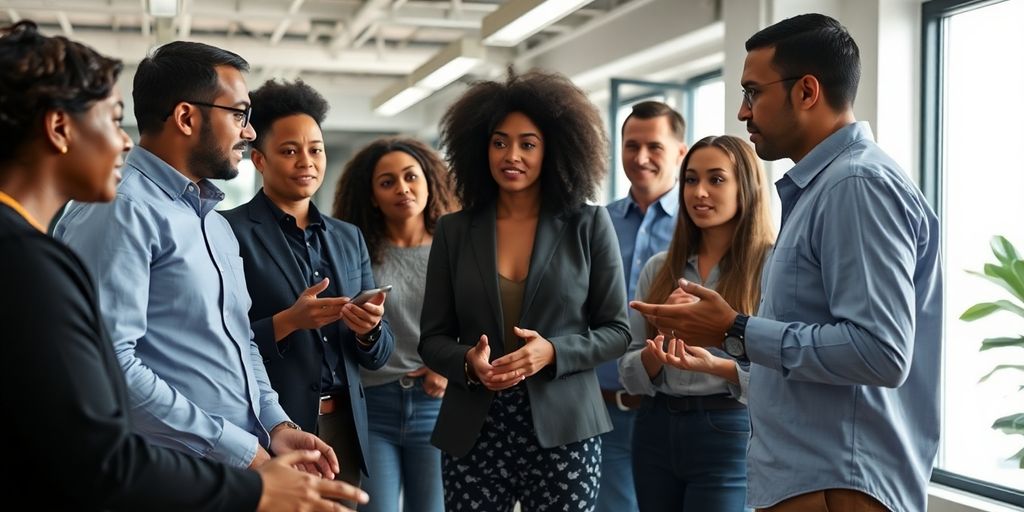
[169,101,252,127]
[741,76,803,109]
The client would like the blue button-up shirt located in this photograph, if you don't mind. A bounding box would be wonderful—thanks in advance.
[598,185,678,390]
[744,122,941,512]
[55,146,290,468]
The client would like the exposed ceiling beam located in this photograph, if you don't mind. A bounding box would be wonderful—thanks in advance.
[269,0,305,46]
[177,0,191,39]
[7,9,21,22]
[329,0,391,52]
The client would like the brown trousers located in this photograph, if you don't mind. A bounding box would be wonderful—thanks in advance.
[758,489,890,512]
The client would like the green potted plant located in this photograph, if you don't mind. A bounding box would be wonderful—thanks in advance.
[960,235,1024,469]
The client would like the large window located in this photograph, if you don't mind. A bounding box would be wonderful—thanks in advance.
[923,0,1024,503]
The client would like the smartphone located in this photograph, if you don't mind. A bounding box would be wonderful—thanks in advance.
[350,285,393,305]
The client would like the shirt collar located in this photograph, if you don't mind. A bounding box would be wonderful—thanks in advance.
[783,121,874,190]
[259,189,327,232]
[610,181,680,219]
[123,146,225,202]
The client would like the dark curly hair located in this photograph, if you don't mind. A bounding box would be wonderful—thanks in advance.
[439,69,608,212]
[0,20,122,164]
[333,137,458,265]
[248,79,329,151]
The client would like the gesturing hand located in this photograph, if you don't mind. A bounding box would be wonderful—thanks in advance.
[269,426,340,480]
[273,279,347,342]
[340,291,386,338]
[406,366,448,398]
[489,326,555,383]
[256,450,369,512]
[630,279,738,348]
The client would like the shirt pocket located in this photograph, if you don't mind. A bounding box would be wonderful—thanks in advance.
[761,246,799,319]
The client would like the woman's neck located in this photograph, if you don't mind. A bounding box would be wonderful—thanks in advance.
[386,215,430,247]
[496,189,541,220]
[0,164,65,230]
[266,191,311,229]
[697,222,737,273]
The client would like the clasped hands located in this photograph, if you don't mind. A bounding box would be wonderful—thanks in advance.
[464,327,554,391]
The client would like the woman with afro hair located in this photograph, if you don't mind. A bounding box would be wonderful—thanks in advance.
[419,69,631,511]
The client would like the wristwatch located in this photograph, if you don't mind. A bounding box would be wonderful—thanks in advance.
[723,314,749,359]
[356,322,383,345]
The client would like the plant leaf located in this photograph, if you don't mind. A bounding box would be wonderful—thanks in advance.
[983,263,1024,304]
[991,235,1019,266]
[991,413,1024,435]
[979,336,1024,351]
[960,301,1024,321]
[979,364,1024,382]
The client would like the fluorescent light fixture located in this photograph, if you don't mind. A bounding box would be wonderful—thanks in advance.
[373,38,483,117]
[373,83,432,116]
[148,0,178,18]
[482,0,592,47]
[412,38,483,90]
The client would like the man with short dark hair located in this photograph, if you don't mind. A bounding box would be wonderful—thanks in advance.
[597,100,686,512]
[632,13,941,512]
[56,42,340,477]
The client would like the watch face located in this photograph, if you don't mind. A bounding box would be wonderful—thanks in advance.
[724,336,744,357]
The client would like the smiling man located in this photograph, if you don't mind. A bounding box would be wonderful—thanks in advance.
[597,101,687,512]
[55,42,340,479]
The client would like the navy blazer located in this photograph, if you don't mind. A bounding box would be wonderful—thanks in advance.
[419,203,630,457]
[222,190,393,476]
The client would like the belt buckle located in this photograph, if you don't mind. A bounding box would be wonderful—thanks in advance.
[318,395,332,416]
[399,376,416,389]
[614,390,631,412]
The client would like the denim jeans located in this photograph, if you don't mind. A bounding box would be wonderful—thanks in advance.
[595,403,638,512]
[632,398,750,511]
[358,378,444,512]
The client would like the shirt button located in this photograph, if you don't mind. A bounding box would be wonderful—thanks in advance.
[306,242,312,247]
[322,336,328,342]
[314,271,320,277]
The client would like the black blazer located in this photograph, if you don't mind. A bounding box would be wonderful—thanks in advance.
[222,190,394,475]
[419,203,630,457]
[1,206,260,511]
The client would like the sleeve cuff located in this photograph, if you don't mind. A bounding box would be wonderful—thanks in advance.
[259,405,291,439]
[618,349,657,396]
[211,420,260,468]
[730,362,751,404]
[745,316,787,372]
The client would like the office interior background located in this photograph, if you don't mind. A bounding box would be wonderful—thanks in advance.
[7,0,1022,510]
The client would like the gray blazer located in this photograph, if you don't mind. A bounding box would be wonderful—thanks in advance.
[419,203,630,457]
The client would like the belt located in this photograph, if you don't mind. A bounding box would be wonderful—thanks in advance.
[648,393,745,412]
[319,393,348,416]
[600,389,643,411]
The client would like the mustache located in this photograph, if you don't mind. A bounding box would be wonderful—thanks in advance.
[232,142,249,151]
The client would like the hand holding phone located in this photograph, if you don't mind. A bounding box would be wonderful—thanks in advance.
[350,285,392,305]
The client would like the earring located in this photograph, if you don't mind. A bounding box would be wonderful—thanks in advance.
[60,146,68,154]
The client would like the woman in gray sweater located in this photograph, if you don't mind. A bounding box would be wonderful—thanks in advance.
[333,137,457,512]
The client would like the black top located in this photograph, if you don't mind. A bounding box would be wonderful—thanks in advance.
[260,193,346,391]
[0,204,261,511]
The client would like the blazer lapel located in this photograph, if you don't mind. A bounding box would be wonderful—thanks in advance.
[521,208,565,321]
[320,222,355,297]
[249,197,305,298]
[469,204,505,358]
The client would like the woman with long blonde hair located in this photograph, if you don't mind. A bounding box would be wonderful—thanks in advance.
[619,134,774,511]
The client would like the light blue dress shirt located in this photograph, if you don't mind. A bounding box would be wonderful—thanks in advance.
[744,122,942,512]
[55,146,290,468]
[598,185,678,390]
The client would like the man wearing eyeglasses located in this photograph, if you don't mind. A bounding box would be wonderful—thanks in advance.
[56,42,342,481]
[632,13,941,512]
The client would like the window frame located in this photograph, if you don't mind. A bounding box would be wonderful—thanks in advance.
[606,72,722,203]
[921,0,1024,506]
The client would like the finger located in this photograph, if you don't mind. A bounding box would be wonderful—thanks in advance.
[314,438,341,474]
[316,479,370,506]
[305,278,331,297]
[357,301,384,317]
[365,291,387,306]
[485,375,525,391]
[314,297,350,309]
[341,308,373,332]
[490,350,521,368]
[406,367,429,377]
[677,278,718,301]
[512,326,537,340]
[272,449,324,467]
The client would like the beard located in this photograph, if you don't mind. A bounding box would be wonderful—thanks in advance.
[188,120,241,181]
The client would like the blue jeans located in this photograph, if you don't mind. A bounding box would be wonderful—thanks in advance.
[632,398,750,511]
[358,379,444,512]
[595,403,638,512]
